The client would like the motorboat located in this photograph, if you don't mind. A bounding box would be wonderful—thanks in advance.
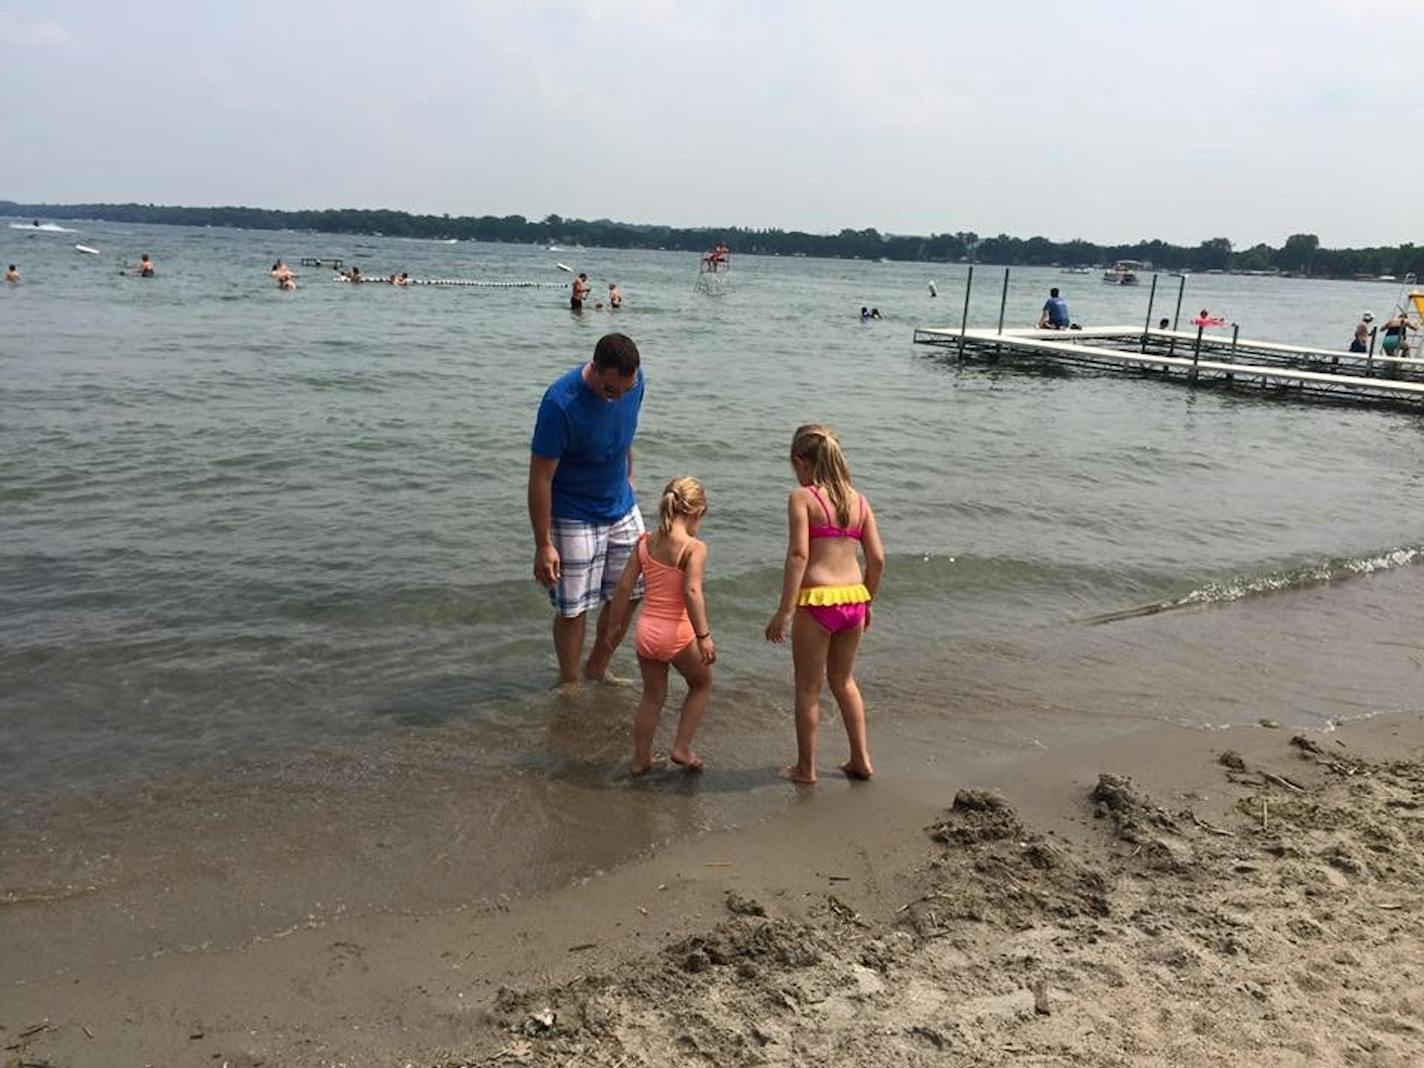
[1102,260,1141,286]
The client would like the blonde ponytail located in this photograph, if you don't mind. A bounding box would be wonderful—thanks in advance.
[790,424,854,527]
[657,476,708,536]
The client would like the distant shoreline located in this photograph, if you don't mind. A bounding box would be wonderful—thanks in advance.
[3,199,1420,281]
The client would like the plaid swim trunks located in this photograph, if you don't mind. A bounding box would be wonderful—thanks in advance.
[548,506,646,617]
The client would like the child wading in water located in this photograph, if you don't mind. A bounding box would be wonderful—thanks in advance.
[605,477,716,775]
[765,425,884,783]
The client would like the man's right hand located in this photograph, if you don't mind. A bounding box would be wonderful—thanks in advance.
[534,544,561,587]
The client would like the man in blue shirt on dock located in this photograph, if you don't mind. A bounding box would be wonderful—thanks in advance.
[1038,287,1070,330]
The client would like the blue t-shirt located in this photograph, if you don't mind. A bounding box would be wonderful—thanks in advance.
[531,364,643,522]
[1043,296,1069,327]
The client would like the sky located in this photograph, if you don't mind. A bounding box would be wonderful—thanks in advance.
[4,0,1421,249]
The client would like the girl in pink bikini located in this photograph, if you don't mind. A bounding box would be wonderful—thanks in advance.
[765,425,885,784]
[604,477,716,775]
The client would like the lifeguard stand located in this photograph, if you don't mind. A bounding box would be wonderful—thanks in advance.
[694,246,731,294]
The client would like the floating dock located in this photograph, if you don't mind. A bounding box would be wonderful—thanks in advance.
[912,326,1424,410]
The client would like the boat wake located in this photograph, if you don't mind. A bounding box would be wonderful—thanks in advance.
[1083,544,1422,625]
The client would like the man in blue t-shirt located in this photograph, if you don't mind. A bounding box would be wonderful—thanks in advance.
[529,333,645,687]
[1038,287,1070,330]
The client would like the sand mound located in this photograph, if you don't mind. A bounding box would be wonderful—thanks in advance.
[433,735,1424,1067]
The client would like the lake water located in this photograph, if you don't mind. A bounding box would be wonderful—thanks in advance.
[3,220,1421,978]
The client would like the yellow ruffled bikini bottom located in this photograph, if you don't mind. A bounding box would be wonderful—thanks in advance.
[796,583,872,606]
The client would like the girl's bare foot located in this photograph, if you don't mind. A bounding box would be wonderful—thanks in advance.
[670,748,704,771]
[779,764,817,785]
[840,760,874,781]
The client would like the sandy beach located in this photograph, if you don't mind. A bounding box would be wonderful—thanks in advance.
[5,710,1421,1066]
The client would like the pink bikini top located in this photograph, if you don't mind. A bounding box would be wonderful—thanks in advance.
[807,485,865,541]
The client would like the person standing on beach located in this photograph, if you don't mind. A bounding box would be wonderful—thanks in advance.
[4,264,19,283]
[602,476,716,775]
[530,332,645,689]
[765,425,885,784]
[571,272,590,311]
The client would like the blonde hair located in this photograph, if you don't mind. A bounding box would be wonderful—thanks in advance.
[791,424,854,527]
[657,476,707,536]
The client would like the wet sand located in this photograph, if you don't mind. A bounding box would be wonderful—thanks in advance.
[5,710,1422,1066]
[6,563,1423,998]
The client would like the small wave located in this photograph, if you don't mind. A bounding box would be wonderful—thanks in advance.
[1084,544,1422,625]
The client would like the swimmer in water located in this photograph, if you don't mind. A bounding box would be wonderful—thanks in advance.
[608,282,622,309]
[4,264,19,284]
[1190,308,1227,328]
[571,272,590,311]
[139,253,155,278]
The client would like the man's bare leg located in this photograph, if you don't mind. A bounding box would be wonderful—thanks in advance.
[553,612,587,688]
[584,599,637,682]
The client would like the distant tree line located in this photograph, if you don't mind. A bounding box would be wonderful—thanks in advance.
[3,200,1420,280]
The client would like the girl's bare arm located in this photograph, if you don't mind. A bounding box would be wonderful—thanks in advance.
[860,499,886,599]
[766,492,810,643]
[774,491,811,616]
[681,541,711,636]
[603,548,643,641]
[682,541,716,663]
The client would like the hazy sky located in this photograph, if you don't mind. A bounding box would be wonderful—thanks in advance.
[5,1,1421,248]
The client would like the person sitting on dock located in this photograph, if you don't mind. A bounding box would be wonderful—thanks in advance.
[1350,311,1373,354]
[1037,287,1069,330]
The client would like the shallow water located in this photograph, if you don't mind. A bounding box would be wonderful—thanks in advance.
[2,221,1421,976]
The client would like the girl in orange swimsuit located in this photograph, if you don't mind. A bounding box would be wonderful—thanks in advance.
[765,425,885,785]
[604,477,716,775]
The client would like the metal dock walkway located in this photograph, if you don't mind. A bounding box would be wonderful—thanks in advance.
[912,326,1424,410]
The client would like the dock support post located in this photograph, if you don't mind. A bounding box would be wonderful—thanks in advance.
[1367,326,1377,376]
[1190,324,1204,384]
[997,268,1009,332]
[1168,274,1186,357]
[1225,323,1238,385]
[958,265,974,359]
[1140,274,1159,353]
